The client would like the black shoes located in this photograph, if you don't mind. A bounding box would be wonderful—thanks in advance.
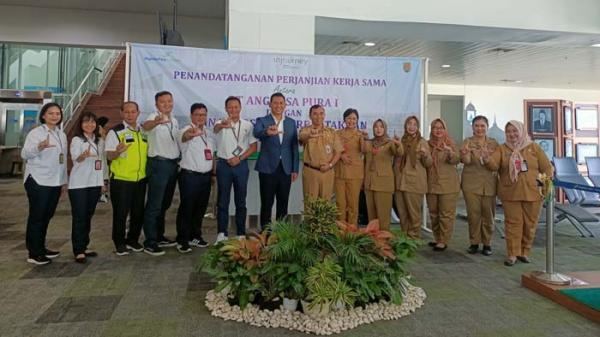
[482,246,492,256]
[45,249,60,259]
[84,250,98,257]
[427,242,437,247]
[126,242,144,252]
[144,245,165,256]
[467,245,479,254]
[27,255,51,265]
[517,256,531,263]
[189,238,209,248]
[158,237,177,248]
[177,244,192,254]
[115,245,130,256]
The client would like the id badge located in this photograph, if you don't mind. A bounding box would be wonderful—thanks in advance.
[232,146,243,157]
[515,159,521,171]
[59,153,64,164]
[95,160,102,171]
[204,149,213,160]
[521,160,529,172]
[325,144,332,154]
[125,134,135,143]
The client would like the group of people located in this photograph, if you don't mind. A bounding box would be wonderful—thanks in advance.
[21,91,553,268]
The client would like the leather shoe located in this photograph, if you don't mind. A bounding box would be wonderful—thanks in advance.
[517,256,530,263]
[84,251,98,257]
[504,258,516,266]
[427,241,437,247]
[433,245,447,252]
[75,254,87,264]
[467,245,479,254]
[481,246,492,256]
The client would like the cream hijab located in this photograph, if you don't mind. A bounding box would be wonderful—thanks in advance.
[505,120,533,183]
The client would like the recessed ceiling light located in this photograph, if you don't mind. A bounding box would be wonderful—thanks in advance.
[591,43,600,47]
[364,42,376,47]
[441,64,451,68]
[515,80,523,83]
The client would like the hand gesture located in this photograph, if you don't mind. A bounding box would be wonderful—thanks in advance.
[481,146,491,162]
[309,128,320,139]
[340,153,352,165]
[417,144,428,158]
[460,143,470,156]
[38,135,55,151]
[360,129,369,139]
[154,114,169,125]
[220,117,232,128]
[319,163,330,172]
[227,156,241,167]
[443,144,455,156]
[78,144,96,162]
[266,124,278,136]
[187,126,203,138]
[116,140,130,154]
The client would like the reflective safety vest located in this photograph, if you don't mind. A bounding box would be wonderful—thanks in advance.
[109,124,148,182]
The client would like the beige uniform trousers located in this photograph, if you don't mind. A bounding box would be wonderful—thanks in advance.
[463,192,495,246]
[426,193,458,244]
[335,178,362,224]
[395,191,424,239]
[303,167,335,201]
[502,200,542,257]
[365,190,393,230]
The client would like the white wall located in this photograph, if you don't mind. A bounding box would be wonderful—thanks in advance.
[229,0,600,54]
[429,83,600,133]
[0,5,224,48]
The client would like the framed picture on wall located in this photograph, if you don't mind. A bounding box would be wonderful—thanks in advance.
[564,139,573,158]
[576,143,598,164]
[575,107,598,130]
[530,106,555,134]
[564,106,572,133]
[534,138,555,160]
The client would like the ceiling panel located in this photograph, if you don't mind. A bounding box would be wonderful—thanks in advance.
[316,35,600,89]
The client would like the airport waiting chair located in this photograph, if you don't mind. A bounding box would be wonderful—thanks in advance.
[552,157,599,237]
[585,157,600,188]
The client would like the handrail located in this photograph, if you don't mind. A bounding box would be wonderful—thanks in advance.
[61,50,119,127]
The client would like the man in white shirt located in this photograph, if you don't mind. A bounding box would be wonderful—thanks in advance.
[175,103,215,252]
[213,96,257,243]
[141,91,180,256]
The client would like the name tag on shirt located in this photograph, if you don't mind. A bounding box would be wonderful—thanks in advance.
[59,153,64,164]
[232,146,243,157]
[125,134,135,143]
[204,149,213,160]
[95,160,102,171]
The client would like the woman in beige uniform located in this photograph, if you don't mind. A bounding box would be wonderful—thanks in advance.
[460,115,499,256]
[335,108,366,224]
[364,119,403,230]
[394,116,432,239]
[427,118,460,251]
[483,120,553,266]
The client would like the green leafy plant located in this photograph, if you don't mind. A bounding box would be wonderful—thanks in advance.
[305,256,356,311]
[303,198,339,244]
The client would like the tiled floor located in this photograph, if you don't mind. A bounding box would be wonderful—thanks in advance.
[1,177,599,337]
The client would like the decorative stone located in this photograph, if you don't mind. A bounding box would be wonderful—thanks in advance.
[204,284,426,335]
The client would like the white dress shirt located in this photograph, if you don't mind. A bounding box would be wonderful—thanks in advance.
[179,124,215,173]
[69,135,105,189]
[273,114,285,143]
[144,112,180,159]
[21,124,68,186]
[215,119,257,160]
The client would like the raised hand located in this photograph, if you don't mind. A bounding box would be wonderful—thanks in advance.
[38,135,55,151]
[220,117,232,128]
[116,140,130,154]
[360,129,369,139]
[188,126,203,138]
[266,124,279,136]
[154,114,169,125]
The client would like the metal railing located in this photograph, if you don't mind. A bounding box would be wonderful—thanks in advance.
[61,49,121,126]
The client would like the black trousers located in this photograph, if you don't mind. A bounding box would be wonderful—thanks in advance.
[24,175,61,257]
[258,161,292,229]
[69,186,101,255]
[110,178,147,248]
[175,169,211,245]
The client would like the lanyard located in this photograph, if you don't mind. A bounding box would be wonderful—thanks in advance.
[85,136,99,155]
[191,124,208,147]
[159,113,176,142]
[231,121,241,144]
[47,127,63,150]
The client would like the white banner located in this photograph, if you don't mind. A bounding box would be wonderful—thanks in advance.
[128,43,422,136]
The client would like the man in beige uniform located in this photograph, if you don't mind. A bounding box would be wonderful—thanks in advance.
[299,104,342,200]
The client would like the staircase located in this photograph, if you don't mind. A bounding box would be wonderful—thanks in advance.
[65,53,126,138]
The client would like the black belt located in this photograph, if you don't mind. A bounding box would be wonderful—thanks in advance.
[180,168,211,175]
[304,163,323,170]
[150,156,178,162]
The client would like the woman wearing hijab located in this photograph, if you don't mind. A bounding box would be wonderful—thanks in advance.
[483,120,553,266]
[460,116,499,256]
[394,116,432,239]
[426,118,460,251]
[363,119,403,230]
